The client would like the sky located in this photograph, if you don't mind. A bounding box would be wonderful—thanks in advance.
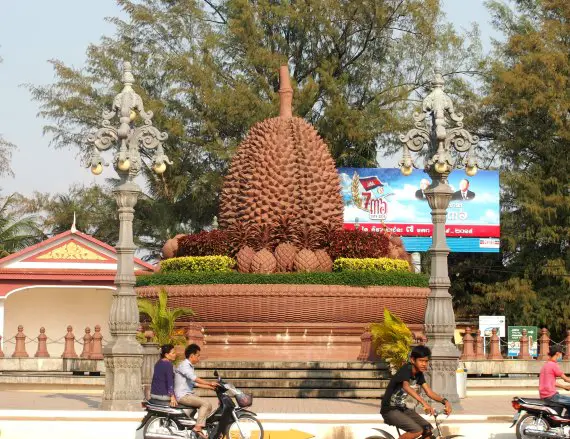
[0,0,502,197]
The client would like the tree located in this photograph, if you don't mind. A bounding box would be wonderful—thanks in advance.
[0,193,44,257]
[468,0,570,339]
[28,0,483,231]
[0,54,16,181]
[138,289,195,345]
[21,183,190,260]
[23,184,119,241]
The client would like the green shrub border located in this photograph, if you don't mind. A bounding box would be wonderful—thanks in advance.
[160,255,235,273]
[137,271,428,288]
[333,257,410,272]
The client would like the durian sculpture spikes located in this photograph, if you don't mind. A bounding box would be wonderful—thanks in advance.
[218,65,344,247]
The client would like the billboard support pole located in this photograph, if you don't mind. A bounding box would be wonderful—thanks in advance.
[399,65,480,408]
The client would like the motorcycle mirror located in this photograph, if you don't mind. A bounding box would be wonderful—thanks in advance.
[214,370,219,377]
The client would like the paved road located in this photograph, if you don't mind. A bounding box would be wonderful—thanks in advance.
[0,390,532,415]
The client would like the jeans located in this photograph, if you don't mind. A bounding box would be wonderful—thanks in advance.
[550,393,570,408]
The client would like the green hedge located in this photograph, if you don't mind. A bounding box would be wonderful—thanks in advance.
[333,257,410,272]
[160,256,236,273]
[137,271,428,288]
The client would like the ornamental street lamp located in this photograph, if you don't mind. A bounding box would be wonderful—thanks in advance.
[86,61,171,410]
[399,67,478,405]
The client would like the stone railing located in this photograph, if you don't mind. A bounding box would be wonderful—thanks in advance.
[0,324,104,360]
[459,327,570,361]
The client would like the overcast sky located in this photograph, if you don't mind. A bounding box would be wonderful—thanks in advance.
[0,0,501,197]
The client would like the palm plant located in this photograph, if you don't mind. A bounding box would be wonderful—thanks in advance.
[137,289,195,345]
[0,193,44,256]
[370,308,414,373]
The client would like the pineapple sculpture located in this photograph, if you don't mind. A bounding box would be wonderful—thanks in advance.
[250,224,278,274]
[227,222,256,273]
[293,224,322,273]
[273,215,299,272]
[218,66,343,272]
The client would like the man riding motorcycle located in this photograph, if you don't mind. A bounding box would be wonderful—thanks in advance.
[539,346,570,409]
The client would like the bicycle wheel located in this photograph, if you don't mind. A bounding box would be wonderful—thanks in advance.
[225,413,264,439]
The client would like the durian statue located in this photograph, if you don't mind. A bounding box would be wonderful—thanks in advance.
[218,66,344,273]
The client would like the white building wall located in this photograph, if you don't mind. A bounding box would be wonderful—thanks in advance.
[4,287,114,357]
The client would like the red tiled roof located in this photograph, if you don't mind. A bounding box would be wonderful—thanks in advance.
[0,230,156,271]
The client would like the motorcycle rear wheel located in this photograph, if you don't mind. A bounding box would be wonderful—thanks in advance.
[516,413,550,439]
[143,415,181,439]
[224,413,264,439]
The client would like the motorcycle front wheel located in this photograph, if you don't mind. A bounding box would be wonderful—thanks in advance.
[516,413,550,439]
[224,413,264,439]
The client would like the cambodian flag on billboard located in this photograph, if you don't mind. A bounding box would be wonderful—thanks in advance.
[338,168,501,253]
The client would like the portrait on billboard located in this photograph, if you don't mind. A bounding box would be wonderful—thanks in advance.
[451,178,476,201]
[414,178,430,201]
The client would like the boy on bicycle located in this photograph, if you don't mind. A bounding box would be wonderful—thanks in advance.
[380,346,452,439]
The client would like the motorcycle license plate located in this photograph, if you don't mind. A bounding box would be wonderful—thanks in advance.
[510,411,520,427]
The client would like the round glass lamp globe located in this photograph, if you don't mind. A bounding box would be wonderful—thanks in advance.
[434,162,448,174]
[118,159,131,171]
[153,162,166,174]
[400,165,413,176]
[91,164,103,175]
[465,165,478,177]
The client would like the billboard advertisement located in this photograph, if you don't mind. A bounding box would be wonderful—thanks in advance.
[507,326,538,357]
[338,168,500,252]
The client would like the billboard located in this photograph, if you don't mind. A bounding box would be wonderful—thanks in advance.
[338,168,500,252]
[507,326,538,357]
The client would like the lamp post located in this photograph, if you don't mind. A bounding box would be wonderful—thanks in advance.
[399,67,478,405]
[86,61,171,410]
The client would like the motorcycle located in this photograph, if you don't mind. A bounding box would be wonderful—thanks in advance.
[365,410,462,439]
[137,371,264,439]
[511,396,570,438]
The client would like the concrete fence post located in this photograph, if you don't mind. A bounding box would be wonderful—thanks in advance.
[12,325,29,358]
[460,327,475,360]
[357,329,374,361]
[474,329,485,360]
[81,327,92,359]
[34,327,50,358]
[487,328,503,360]
[537,328,550,361]
[517,329,532,360]
[141,338,160,400]
[61,325,78,359]
[89,325,104,360]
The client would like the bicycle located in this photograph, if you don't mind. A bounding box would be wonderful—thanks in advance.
[365,410,463,439]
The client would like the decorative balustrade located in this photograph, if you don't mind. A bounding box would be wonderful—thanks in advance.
[460,326,570,361]
[1,325,104,359]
